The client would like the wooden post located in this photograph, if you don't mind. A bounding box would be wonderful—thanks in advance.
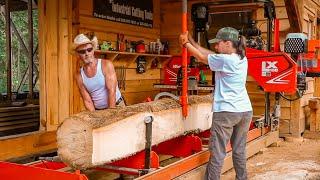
[314,78,320,97]
[284,0,302,33]
[309,97,320,132]
[28,0,34,101]
[5,0,12,102]
[290,99,302,137]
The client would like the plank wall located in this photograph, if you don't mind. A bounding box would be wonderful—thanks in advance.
[38,0,167,132]
[76,0,162,109]
[38,0,74,131]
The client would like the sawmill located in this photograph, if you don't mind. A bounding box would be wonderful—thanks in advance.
[0,0,320,179]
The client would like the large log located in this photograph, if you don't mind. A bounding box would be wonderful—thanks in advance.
[57,95,213,169]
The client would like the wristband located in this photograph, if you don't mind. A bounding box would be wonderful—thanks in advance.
[183,42,190,47]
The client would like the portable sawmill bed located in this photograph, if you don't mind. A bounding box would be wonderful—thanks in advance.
[0,126,279,180]
[140,128,279,180]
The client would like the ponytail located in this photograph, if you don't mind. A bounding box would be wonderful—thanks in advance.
[232,35,246,60]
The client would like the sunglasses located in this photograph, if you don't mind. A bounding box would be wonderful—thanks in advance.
[77,47,93,54]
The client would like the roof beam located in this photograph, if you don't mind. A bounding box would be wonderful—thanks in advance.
[284,0,302,32]
[209,3,263,14]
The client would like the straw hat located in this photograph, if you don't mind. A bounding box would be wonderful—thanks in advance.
[71,34,98,52]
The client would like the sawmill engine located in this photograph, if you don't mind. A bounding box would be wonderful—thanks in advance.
[283,33,320,99]
[274,33,320,101]
[284,33,320,78]
[239,20,264,50]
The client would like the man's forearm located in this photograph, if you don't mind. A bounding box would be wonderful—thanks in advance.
[108,91,116,108]
[84,101,95,112]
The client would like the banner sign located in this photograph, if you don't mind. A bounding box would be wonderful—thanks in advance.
[93,0,154,28]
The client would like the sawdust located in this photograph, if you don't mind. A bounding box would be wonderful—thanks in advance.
[222,135,320,180]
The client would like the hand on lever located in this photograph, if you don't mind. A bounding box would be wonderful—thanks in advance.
[179,31,189,47]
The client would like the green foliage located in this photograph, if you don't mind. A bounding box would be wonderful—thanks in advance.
[0,13,6,93]
[0,9,38,93]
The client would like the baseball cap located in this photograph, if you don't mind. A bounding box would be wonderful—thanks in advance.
[208,27,239,44]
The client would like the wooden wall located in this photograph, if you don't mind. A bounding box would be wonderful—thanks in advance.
[302,0,319,39]
[38,0,164,131]
[39,0,73,131]
[75,0,163,110]
[160,2,193,55]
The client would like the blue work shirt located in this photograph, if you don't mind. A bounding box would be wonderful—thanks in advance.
[208,53,252,112]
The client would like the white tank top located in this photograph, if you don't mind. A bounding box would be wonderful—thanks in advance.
[80,59,122,109]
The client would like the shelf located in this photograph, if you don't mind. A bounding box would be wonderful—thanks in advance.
[94,50,172,69]
[95,50,172,61]
[95,50,172,58]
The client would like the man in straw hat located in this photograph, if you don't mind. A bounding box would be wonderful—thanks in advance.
[73,33,124,111]
[180,27,252,180]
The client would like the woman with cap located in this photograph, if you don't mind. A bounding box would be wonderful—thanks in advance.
[73,34,124,112]
[180,27,252,180]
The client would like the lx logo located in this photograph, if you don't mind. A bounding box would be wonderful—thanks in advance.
[262,61,279,77]
[262,61,278,70]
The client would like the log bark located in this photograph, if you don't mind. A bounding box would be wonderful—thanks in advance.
[57,95,212,169]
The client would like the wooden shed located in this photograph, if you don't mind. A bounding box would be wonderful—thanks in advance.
[0,0,319,162]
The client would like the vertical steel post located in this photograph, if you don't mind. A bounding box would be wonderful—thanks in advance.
[143,116,153,175]
[272,18,280,131]
[28,0,34,100]
[267,16,272,52]
[273,18,280,52]
[264,0,276,127]
[5,0,12,102]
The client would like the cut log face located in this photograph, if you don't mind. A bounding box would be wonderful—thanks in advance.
[57,95,213,169]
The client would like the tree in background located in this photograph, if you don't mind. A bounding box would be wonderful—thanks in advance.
[0,9,38,95]
[0,12,6,93]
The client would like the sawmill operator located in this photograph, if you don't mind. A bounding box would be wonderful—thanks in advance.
[72,34,125,112]
[179,27,253,180]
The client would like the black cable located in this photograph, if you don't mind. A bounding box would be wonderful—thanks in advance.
[279,89,304,101]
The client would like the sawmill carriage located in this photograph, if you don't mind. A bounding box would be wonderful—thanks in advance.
[0,0,320,179]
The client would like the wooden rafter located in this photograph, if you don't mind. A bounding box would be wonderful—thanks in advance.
[284,0,302,32]
[208,2,264,14]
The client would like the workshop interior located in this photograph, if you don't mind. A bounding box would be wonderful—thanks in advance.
[0,0,320,179]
